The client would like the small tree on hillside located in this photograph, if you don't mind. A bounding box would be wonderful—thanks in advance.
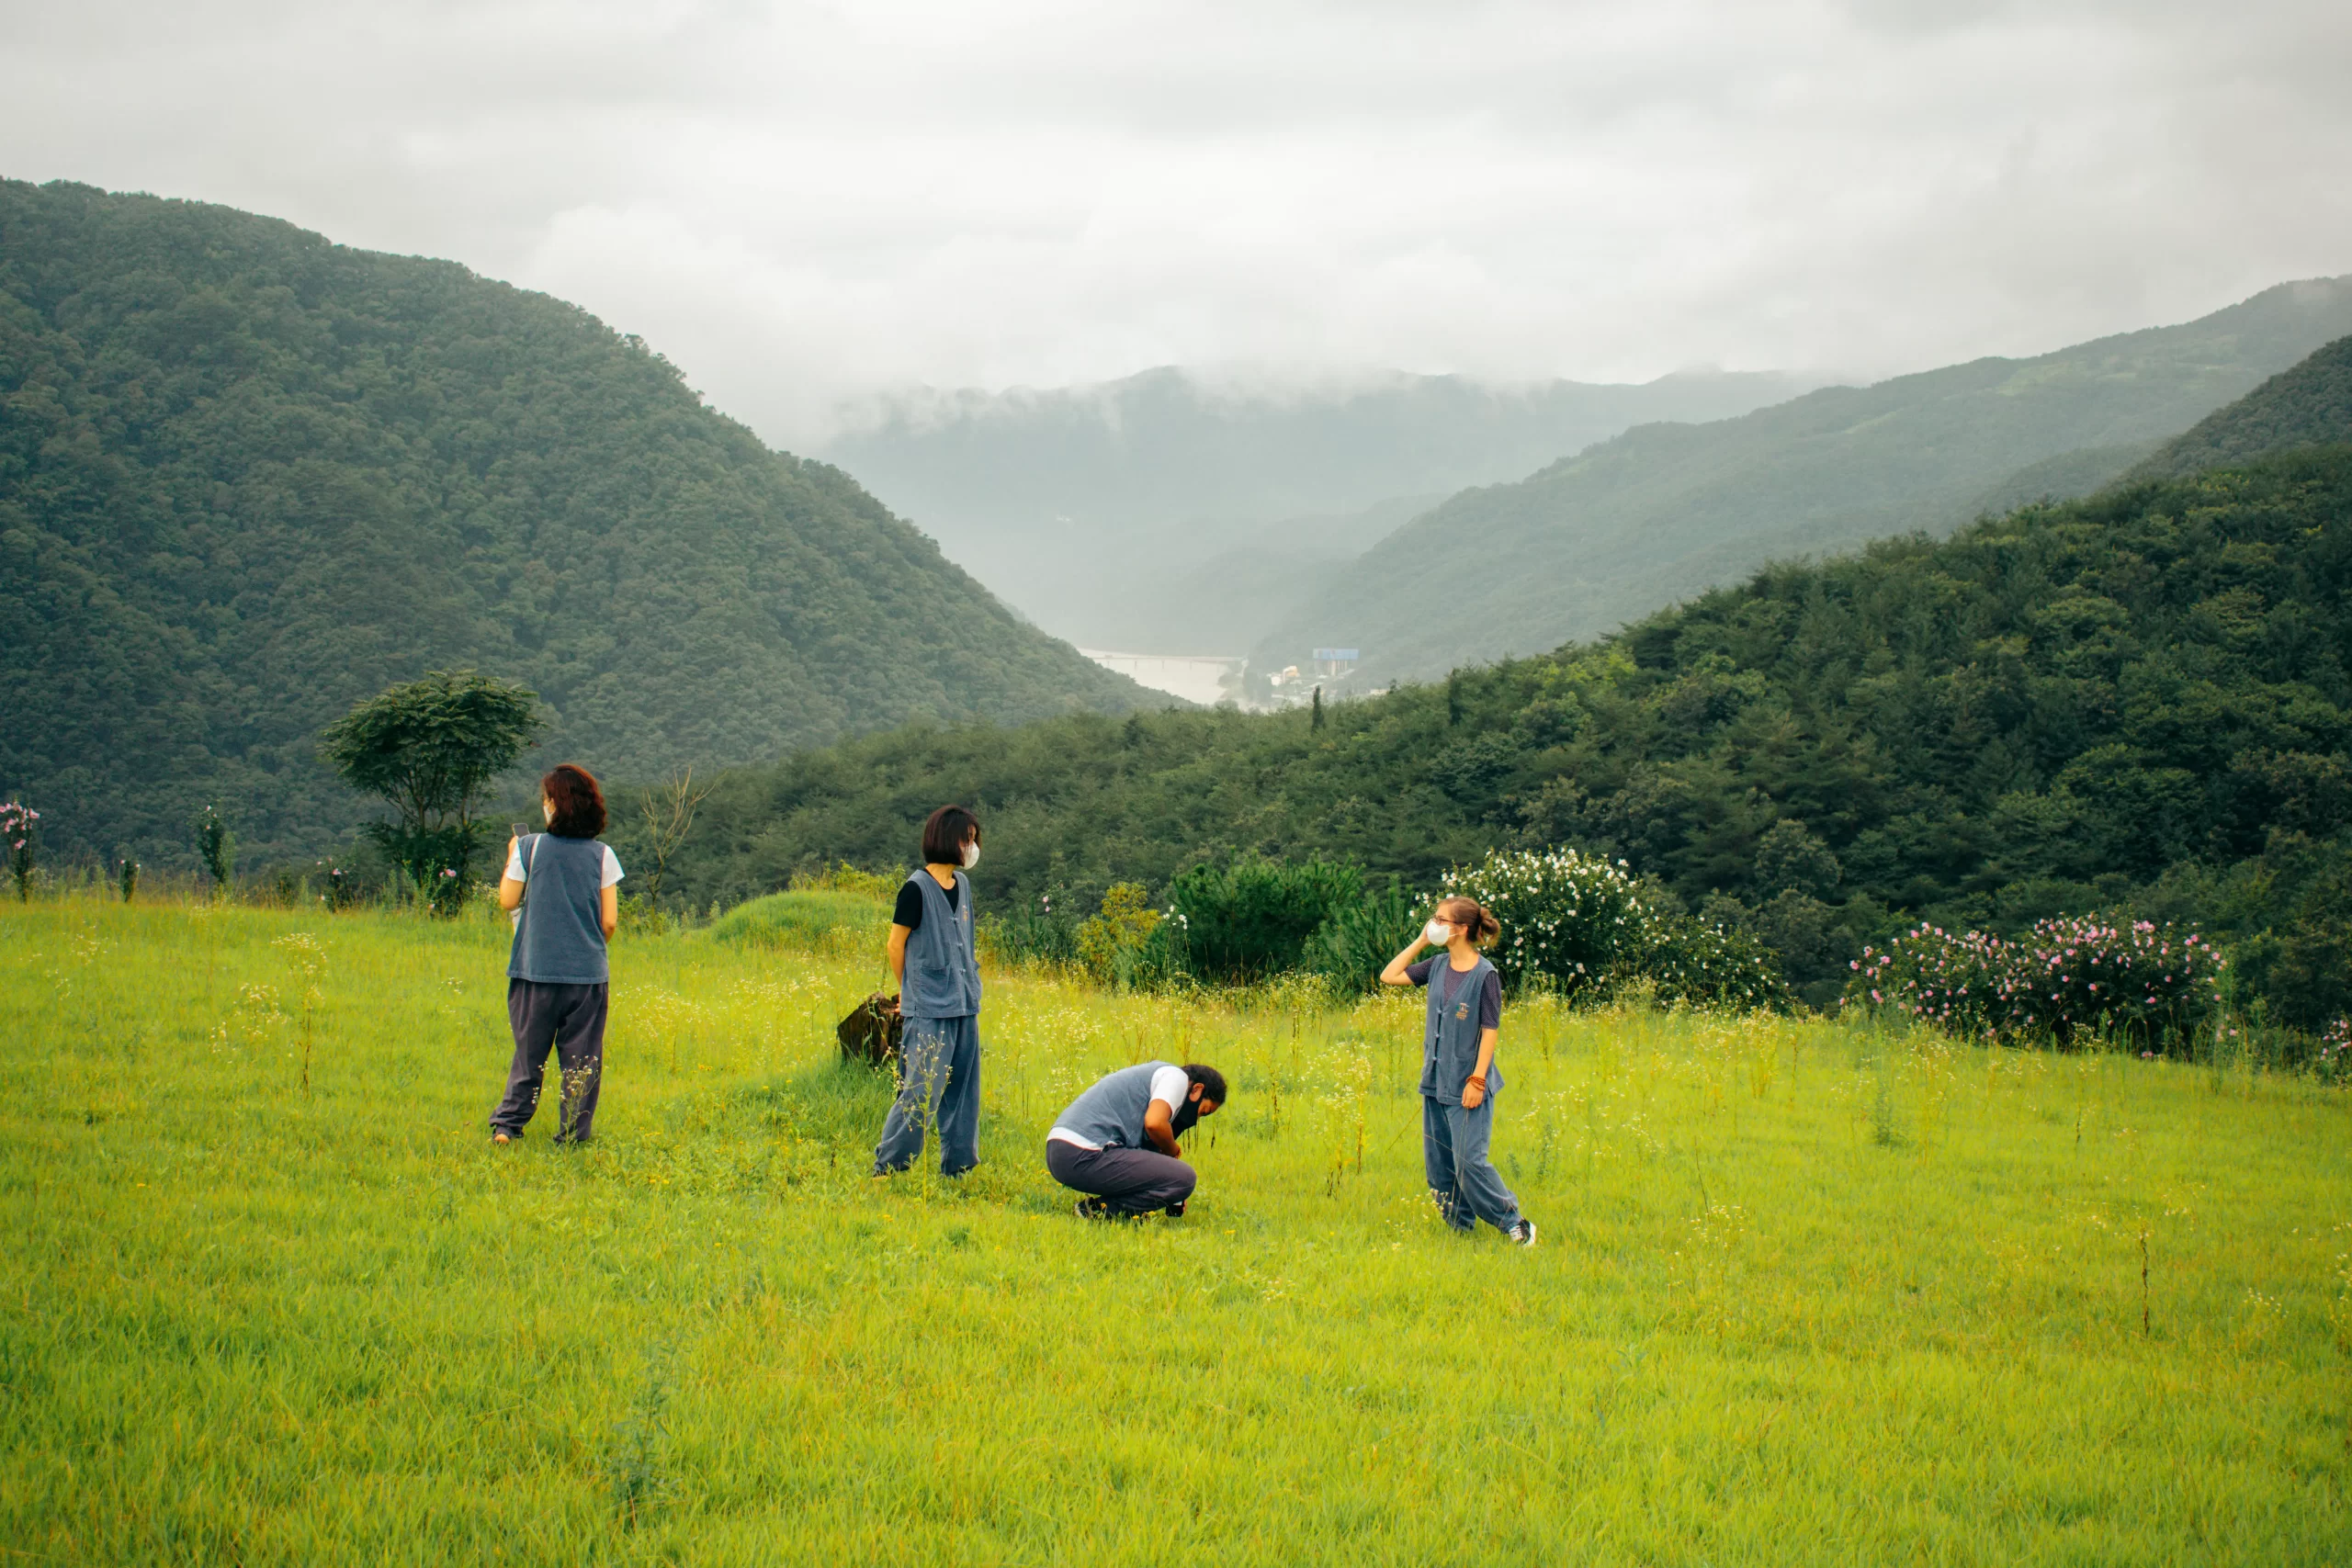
[193,803,234,897]
[321,671,543,912]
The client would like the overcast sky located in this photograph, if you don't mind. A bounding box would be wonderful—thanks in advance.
[6,0,2350,445]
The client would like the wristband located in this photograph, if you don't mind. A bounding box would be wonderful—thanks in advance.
[1466,1074,1487,1088]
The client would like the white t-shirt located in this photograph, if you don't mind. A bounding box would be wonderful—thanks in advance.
[1048,1066,1191,1150]
[505,837,625,887]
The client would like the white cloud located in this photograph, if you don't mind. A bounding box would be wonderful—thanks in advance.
[5,0,2348,445]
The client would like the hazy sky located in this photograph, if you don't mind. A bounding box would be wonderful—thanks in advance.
[6,0,2349,444]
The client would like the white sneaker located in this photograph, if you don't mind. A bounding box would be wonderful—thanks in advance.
[1508,1220,1537,1247]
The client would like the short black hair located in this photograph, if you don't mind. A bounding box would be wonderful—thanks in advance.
[1183,1064,1227,1106]
[921,805,981,866]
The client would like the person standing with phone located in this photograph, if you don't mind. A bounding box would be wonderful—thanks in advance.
[1380,897,1536,1246]
[490,763,623,1145]
[871,805,985,1178]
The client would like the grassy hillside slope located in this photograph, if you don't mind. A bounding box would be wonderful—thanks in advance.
[1255,277,2352,685]
[0,180,1153,866]
[6,897,2346,1563]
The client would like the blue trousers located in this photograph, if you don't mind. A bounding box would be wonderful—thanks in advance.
[1423,1093,1522,1235]
[872,1013,981,1177]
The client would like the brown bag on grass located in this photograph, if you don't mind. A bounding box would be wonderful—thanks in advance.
[837,992,903,1076]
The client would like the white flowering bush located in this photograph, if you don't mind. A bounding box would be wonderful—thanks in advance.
[1444,846,1792,1009]
[1639,913,1792,1011]
[1440,848,1647,1000]
[1845,914,2224,1051]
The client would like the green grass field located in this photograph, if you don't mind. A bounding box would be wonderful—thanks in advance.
[3,895,2348,1563]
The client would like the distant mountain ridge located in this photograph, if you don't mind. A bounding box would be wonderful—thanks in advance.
[820,365,1821,649]
[1253,276,2352,687]
[0,179,1155,866]
[2129,333,2352,481]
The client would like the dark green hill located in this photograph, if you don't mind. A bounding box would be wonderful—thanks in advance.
[2128,333,2352,480]
[658,446,2352,1030]
[0,180,1153,866]
[1254,277,2352,686]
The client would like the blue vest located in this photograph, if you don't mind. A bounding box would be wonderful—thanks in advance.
[1419,956,1499,1100]
[1055,1061,1174,1149]
[509,834,610,986]
[899,869,980,1019]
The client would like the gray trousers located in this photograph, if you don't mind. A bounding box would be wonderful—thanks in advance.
[1046,1139,1196,1216]
[1423,1093,1521,1235]
[872,1013,981,1177]
[492,978,608,1142]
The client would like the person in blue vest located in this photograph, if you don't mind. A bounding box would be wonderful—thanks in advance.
[1381,896,1536,1246]
[1046,1061,1227,1219]
[872,805,987,1178]
[491,763,624,1145]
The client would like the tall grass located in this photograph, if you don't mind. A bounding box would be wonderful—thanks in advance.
[2,892,2347,1563]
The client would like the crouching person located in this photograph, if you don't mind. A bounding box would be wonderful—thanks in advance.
[1046,1062,1226,1219]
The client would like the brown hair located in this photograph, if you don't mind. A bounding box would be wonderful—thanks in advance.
[541,763,606,839]
[1436,896,1499,946]
[921,804,981,865]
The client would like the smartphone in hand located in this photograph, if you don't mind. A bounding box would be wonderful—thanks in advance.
[510,821,532,840]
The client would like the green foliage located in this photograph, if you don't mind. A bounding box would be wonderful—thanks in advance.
[191,803,234,894]
[664,445,2352,1037]
[1168,855,1363,982]
[1635,914,1793,1011]
[0,179,1152,873]
[321,669,541,910]
[1073,883,1165,988]
[707,889,889,951]
[2131,333,2352,481]
[1305,874,1425,994]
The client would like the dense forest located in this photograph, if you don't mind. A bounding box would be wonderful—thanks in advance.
[0,180,1153,867]
[1254,276,2352,688]
[650,344,2352,1026]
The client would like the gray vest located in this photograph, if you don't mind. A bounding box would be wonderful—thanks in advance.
[899,870,980,1019]
[1055,1061,1174,1149]
[1419,956,1499,1100]
[509,834,610,986]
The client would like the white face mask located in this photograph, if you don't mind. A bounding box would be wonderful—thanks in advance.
[960,840,980,869]
[1424,918,1453,945]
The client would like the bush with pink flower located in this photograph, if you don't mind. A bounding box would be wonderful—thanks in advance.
[2318,1019,2352,1082]
[1844,913,2224,1051]
[1,800,37,902]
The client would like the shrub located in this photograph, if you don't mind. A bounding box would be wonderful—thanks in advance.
[1845,914,2224,1050]
[1639,914,1792,1011]
[983,892,1083,970]
[1075,884,1167,988]
[1439,847,1647,999]
[791,861,901,899]
[2318,1019,2351,1083]
[1306,875,1428,994]
[1,801,36,902]
[709,889,890,951]
[1169,855,1363,983]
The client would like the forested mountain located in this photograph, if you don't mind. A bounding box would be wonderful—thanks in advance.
[820,366,1816,649]
[0,180,1157,867]
[1254,277,2352,686]
[653,345,2352,1026]
[2130,333,2352,481]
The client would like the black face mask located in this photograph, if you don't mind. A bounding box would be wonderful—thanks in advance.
[1170,1094,1202,1138]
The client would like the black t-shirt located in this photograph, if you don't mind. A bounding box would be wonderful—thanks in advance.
[892,874,960,931]
[1406,957,1502,1032]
